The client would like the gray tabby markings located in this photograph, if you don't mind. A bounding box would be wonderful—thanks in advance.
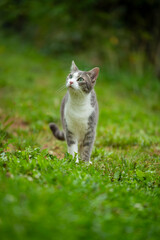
[49,61,99,163]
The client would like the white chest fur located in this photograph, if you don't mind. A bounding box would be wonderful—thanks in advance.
[64,92,94,143]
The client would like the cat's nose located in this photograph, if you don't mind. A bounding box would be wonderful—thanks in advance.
[70,81,73,85]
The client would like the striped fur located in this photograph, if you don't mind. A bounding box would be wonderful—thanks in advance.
[49,61,99,163]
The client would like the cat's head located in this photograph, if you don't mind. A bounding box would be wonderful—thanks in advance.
[66,61,99,94]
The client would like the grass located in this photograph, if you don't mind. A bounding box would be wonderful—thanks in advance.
[0,35,160,240]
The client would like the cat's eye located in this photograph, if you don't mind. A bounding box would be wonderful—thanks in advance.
[69,74,73,79]
[77,77,84,82]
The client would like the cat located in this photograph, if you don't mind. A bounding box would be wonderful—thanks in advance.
[49,61,99,163]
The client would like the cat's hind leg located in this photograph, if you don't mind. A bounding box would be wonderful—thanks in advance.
[80,131,95,163]
[80,112,97,163]
[79,143,93,163]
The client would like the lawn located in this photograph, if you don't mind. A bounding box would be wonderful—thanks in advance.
[0,36,160,240]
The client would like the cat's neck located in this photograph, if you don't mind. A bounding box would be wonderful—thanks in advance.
[68,90,91,106]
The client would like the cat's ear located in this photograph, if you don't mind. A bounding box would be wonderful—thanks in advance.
[88,67,99,84]
[71,60,79,72]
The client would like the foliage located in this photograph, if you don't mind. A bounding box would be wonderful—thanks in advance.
[0,36,160,239]
[0,147,160,240]
[0,0,160,75]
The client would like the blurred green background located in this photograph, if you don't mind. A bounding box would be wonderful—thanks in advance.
[0,1,160,240]
[1,0,160,76]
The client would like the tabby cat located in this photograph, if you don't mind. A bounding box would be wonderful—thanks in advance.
[49,61,99,163]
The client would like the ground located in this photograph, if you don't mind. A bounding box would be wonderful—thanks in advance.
[0,36,160,240]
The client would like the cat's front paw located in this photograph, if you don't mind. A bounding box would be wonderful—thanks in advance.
[75,158,79,164]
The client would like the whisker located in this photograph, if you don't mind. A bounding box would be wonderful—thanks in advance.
[56,83,66,90]
[56,88,65,93]
[57,88,66,94]
[56,85,66,93]
[56,84,66,91]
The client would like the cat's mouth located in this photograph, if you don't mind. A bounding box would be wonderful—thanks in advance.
[67,84,76,90]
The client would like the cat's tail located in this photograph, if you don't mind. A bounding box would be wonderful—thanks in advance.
[49,123,65,141]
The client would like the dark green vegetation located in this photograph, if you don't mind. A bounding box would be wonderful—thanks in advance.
[1,0,160,77]
[0,36,160,240]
